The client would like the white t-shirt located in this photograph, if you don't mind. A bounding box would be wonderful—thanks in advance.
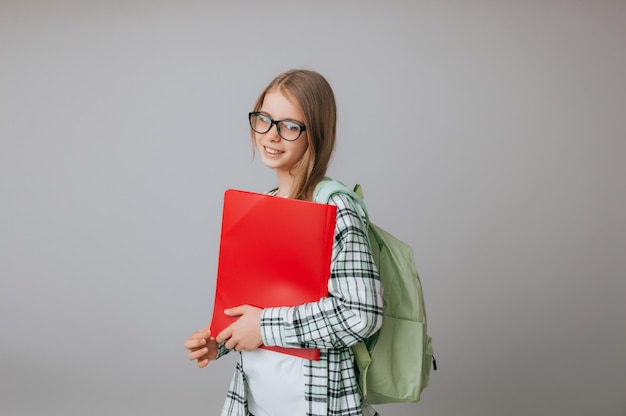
[242,349,306,416]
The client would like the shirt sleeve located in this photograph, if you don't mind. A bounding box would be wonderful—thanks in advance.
[259,193,383,350]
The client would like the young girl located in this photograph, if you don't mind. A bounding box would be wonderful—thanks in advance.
[184,69,383,416]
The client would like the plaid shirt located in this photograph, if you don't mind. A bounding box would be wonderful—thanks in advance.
[215,192,383,416]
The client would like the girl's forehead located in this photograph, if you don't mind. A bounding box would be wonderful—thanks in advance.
[262,90,304,120]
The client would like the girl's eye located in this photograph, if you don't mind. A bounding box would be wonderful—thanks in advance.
[259,114,271,124]
[282,121,300,132]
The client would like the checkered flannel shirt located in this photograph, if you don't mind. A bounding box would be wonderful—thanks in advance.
[214,192,383,416]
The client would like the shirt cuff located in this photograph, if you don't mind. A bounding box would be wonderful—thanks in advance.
[260,306,293,347]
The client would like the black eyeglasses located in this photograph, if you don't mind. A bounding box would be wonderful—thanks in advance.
[248,112,307,141]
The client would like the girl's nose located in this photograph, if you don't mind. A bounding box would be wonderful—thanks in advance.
[266,123,281,141]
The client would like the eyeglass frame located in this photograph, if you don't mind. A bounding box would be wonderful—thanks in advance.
[248,112,307,141]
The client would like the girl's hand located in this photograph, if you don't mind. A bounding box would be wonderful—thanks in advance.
[216,305,263,352]
[184,326,218,368]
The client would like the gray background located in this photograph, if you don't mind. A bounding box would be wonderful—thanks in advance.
[1,1,624,415]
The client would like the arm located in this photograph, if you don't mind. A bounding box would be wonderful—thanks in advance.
[260,193,383,350]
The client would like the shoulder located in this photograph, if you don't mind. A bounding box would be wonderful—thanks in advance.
[327,192,368,233]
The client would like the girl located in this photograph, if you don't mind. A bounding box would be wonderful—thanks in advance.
[184,69,383,416]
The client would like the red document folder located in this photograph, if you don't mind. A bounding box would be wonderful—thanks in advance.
[210,189,337,360]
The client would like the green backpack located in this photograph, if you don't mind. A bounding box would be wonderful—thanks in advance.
[314,178,436,405]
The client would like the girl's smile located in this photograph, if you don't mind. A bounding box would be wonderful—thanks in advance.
[263,145,284,156]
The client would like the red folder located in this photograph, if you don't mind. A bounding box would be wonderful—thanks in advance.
[210,189,337,360]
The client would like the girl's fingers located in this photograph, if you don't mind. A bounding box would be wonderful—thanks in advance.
[183,338,206,350]
[187,347,209,361]
[191,329,211,340]
[183,326,215,367]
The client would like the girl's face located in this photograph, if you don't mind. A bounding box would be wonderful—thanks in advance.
[255,90,308,177]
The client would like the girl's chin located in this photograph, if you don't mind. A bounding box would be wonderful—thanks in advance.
[260,155,281,169]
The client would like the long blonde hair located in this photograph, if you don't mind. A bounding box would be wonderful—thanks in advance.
[251,69,337,201]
